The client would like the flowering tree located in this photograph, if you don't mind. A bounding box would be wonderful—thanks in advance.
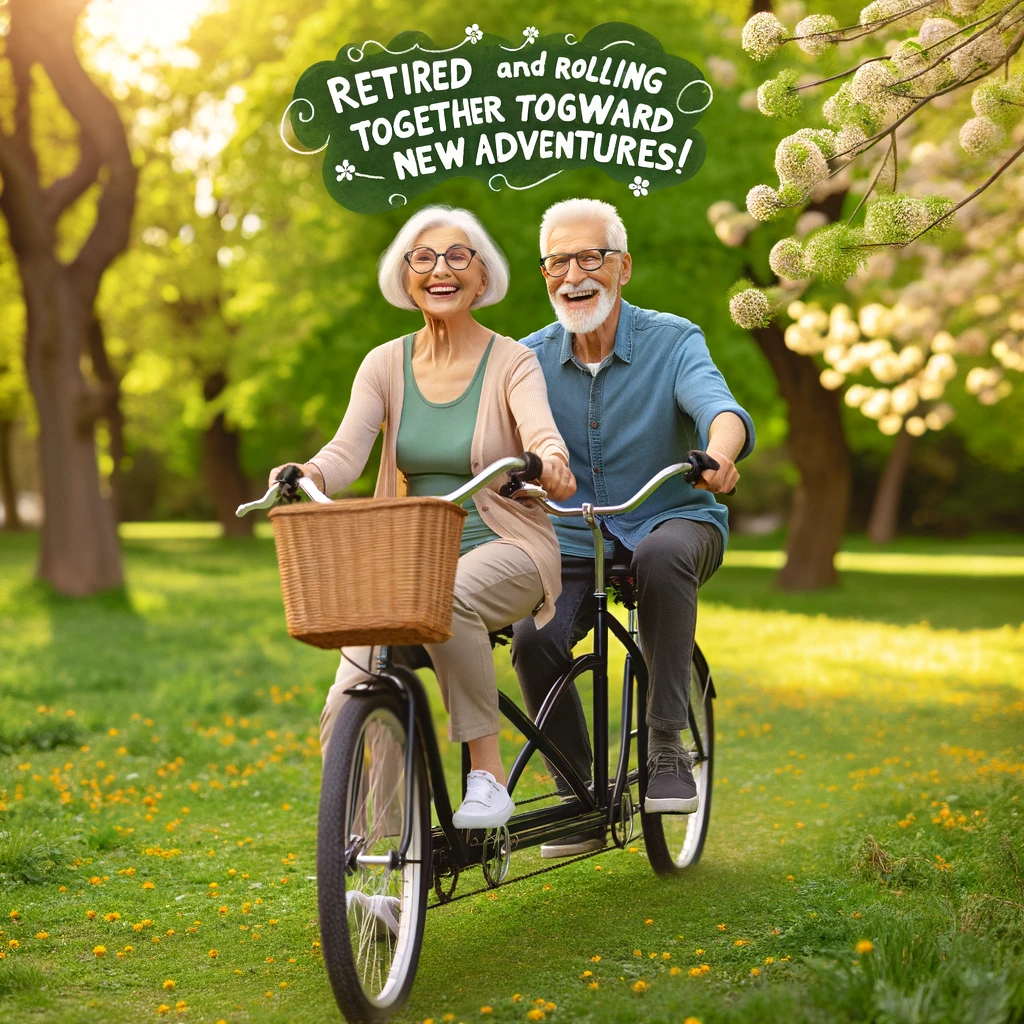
[733,0,1023,311]
[723,0,1024,545]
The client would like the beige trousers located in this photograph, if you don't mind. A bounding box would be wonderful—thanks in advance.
[319,540,542,759]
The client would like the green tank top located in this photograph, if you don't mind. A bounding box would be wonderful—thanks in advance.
[396,333,500,555]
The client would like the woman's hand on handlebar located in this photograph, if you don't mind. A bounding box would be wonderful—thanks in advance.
[267,462,325,493]
[539,455,576,502]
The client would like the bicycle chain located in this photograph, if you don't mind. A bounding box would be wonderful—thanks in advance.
[426,831,644,910]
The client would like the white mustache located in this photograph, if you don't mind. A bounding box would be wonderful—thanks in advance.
[555,278,605,298]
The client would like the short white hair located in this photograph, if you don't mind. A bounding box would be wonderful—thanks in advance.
[540,198,628,256]
[378,205,509,311]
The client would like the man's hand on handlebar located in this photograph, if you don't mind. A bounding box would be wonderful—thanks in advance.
[693,448,739,494]
[267,462,325,493]
[539,455,576,502]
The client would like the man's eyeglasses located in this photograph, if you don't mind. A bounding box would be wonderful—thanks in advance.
[404,245,477,273]
[539,248,622,277]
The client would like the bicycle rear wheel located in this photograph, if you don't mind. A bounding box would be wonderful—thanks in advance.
[317,692,430,1023]
[642,650,714,875]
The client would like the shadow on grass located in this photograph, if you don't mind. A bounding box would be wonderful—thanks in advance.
[701,566,1023,631]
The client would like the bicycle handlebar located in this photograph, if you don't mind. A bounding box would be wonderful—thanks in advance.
[235,452,543,517]
[509,449,727,518]
[237,449,728,519]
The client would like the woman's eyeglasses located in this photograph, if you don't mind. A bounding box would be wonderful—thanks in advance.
[404,245,478,273]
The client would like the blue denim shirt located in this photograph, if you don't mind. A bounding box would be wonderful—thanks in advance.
[520,299,755,558]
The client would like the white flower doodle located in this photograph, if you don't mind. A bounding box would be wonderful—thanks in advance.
[335,160,355,182]
[523,26,539,43]
[465,24,483,43]
[628,176,650,197]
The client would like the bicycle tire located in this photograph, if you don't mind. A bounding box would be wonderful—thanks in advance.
[317,692,430,1023]
[641,652,715,876]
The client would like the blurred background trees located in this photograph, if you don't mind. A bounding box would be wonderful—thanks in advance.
[0,0,1020,597]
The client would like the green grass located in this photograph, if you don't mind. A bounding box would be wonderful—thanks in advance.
[1,530,1022,1024]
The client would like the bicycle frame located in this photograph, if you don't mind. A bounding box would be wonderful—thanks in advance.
[344,461,704,886]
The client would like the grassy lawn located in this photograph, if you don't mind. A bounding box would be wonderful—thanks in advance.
[1,529,1023,1024]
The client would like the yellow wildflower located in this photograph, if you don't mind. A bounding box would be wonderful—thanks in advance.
[855,940,874,954]
[93,945,106,957]
[631,980,647,993]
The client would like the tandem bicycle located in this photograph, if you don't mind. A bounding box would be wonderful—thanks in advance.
[237,451,719,1023]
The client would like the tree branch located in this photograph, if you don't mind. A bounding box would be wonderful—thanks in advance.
[14,4,139,296]
[0,134,49,259]
[890,0,1023,87]
[43,135,101,220]
[847,135,894,226]
[851,137,1024,249]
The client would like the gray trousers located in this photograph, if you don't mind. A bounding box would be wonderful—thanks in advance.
[510,517,722,793]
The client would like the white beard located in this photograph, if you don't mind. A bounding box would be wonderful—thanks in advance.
[550,278,617,336]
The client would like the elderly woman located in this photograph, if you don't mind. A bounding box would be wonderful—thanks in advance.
[271,205,575,830]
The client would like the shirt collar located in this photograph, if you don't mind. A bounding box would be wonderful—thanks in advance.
[558,298,634,365]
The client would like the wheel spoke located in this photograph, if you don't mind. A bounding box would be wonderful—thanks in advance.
[340,707,420,1006]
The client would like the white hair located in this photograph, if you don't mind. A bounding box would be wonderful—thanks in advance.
[539,198,628,256]
[378,205,509,311]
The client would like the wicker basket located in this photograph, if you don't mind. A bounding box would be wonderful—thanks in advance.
[268,497,467,649]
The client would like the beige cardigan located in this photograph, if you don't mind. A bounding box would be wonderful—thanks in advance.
[308,334,569,627]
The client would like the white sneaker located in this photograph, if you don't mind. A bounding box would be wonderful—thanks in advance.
[452,770,514,829]
[346,890,400,939]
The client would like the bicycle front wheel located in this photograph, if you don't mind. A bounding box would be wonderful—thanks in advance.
[317,692,430,1023]
[642,650,715,876]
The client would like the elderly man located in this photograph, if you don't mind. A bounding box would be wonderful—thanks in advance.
[512,197,755,857]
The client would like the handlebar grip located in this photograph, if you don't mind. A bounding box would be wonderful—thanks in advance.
[517,451,544,482]
[498,452,544,498]
[275,464,303,503]
[277,464,303,486]
[683,450,719,483]
[684,450,736,496]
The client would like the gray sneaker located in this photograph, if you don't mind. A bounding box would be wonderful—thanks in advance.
[540,826,606,859]
[644,751,698,814]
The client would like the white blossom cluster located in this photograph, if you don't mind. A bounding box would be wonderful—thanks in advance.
[729,288,774,330]
[794,14,840,56]
[786,298,961,435]
[741,12,788,61]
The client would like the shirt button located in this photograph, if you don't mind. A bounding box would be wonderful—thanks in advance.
[594,467,602,474]
[590,421,599,429]
[480,504,489,512]
[472,462,480,470]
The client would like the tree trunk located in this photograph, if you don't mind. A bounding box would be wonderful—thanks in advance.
[202,372,253,538]
[0,419,23,531]
[867,427,914,545]
[0,0,137,594]
[86,313,125,522]
[25,266,124,592]
[751,323,851,589]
